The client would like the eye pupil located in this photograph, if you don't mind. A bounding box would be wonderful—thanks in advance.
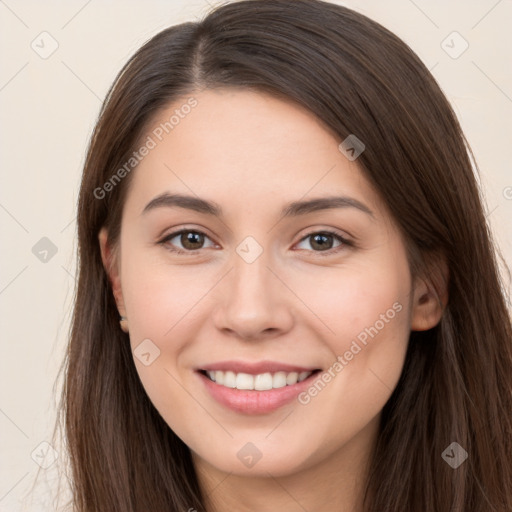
[310,233,333,251]
[182,231,204,249]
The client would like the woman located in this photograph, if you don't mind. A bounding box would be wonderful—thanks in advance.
[54,0,512,510]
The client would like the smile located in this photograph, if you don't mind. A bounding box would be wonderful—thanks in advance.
[200,369,318,390]
[197,368,323,415]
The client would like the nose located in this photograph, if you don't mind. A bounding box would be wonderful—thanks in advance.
[212,251,294,341]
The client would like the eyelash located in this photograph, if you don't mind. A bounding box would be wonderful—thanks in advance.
[157,228,353,257]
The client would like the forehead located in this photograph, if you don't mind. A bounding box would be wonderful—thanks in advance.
[124,88,384,220]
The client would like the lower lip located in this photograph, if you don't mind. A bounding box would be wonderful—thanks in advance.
[196,370,321,415]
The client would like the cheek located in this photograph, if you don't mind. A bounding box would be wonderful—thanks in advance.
[330,278,408,361]
[120,246,215,344]
[291,251,411,409]
[294,258,409,354]
[119,252,215,441]
[119,251,222,425]
[322,280,409,421]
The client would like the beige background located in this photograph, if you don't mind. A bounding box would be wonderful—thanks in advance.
[0,0,511,510]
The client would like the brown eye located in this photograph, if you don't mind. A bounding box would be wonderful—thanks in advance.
[295,230,351,255]
[179,231,205,250]
[159,228,351,256]
[159,229,215,254]
[309,233,335,251]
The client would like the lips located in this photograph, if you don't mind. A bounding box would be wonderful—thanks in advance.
[196,368,322,414]
[197,360,320,375]
[194,359,323,414]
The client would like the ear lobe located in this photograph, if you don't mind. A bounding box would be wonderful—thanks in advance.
[98,227,126,315]
[410,255,449,332]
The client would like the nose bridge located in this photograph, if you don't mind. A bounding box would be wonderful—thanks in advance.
[231,240,278,310]
[213,238,293,339]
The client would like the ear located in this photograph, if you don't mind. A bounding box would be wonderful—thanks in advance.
[98,227,126,317]
[410,254,449,331]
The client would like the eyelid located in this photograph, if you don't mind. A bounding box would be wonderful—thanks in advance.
[293,229,353,257]
[157,226,354,256]
[158,226,218,254]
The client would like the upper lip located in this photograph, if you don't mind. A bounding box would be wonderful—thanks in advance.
[197,360,320,375]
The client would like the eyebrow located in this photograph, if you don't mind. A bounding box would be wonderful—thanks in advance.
[142,192,375,219]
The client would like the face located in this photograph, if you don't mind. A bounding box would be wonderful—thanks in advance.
[99,88,439,480]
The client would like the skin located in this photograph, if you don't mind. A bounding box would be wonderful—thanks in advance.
[99,88,446,512]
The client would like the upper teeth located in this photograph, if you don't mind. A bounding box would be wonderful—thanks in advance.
[206,370,313,390]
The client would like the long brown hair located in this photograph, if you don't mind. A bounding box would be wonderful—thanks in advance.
[52,0,512,510]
